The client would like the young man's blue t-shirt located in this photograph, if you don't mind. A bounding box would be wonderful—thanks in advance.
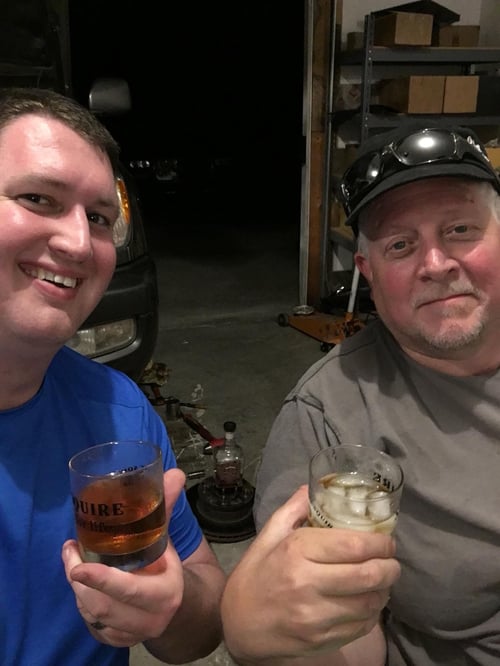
[0,346,203,666]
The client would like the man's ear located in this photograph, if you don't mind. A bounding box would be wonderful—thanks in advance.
[354,252,372,285]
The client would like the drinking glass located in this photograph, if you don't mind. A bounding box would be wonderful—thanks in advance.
[69,440,167,571]
[308,445,404,534]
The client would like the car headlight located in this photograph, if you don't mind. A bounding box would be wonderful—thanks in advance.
[67,319,136,358]
[113,176,132,248]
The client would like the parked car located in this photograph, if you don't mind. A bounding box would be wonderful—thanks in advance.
[0,1,159,382]
[128,152,237,214]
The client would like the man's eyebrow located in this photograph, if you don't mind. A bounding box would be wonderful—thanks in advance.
[13,173,77,190]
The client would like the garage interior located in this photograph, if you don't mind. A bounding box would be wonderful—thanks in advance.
[70,2,500,664]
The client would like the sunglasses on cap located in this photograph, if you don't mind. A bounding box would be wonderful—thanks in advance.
[340,128,495,216]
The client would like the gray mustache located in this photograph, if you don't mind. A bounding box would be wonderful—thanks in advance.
[412,283,479,308]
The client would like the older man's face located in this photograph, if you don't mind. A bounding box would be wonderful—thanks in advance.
[355,178,500,360]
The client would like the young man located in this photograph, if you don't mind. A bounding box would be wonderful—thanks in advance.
[0,87,225,665]
[221,122,500,665]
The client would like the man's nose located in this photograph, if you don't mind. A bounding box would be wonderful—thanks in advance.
[417,244,459,278]
[48,209,93,261]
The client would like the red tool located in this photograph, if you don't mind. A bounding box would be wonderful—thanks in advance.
[180,412,224,450]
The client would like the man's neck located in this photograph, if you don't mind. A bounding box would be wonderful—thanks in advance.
[0,348,54,410]
[400,343,500,377]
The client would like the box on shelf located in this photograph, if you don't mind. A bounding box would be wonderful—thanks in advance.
[376,1,459,26]
[442,75,478,113]
[486,147,500,168]
[373,11,433,46]
[378,75,445,113]
[436,25,480,47]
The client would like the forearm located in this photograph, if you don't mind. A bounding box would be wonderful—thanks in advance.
[227,623,386,666]
[335,623,386,666]
[144,561,225,663]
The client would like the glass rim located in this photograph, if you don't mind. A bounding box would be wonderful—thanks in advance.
[69,440,161,477]
[310,444,404,494]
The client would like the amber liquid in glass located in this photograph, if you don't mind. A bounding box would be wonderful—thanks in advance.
[73,475,167,569]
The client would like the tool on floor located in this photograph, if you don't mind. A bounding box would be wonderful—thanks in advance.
[186,420,256,543]
[164,398,256,542]
[138,360,171,405]
[180,412,224,453]
[278,266,371,352]
[165,396,211,479]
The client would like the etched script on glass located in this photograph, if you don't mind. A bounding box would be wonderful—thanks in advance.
[73,474,166,557]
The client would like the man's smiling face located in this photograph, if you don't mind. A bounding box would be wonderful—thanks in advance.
[0,113,119,351]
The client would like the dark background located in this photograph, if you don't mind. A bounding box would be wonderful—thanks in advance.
[69,1,306,226]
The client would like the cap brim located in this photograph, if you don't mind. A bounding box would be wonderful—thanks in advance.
[345,162,500,234]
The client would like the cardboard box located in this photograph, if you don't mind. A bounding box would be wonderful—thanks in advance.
[378,1,459,26]
[442,75,478,113]
[378,76,445,113]
[437,25,480,47]
[486,147,500,168]
[373,11,433,46]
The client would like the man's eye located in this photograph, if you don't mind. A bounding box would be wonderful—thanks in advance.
[385,238,412,258]
[18,193,51,206]
[446,223,480,239]
[88,212,113,228]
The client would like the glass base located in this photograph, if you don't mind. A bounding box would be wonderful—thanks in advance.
[78,532,168,571]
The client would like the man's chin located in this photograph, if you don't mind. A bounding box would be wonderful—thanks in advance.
[416,321,484,352]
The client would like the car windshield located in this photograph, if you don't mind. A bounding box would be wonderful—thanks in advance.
[0,1,63,90]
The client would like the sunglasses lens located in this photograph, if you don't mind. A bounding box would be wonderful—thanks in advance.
[343,153,382,209]
[394,130,457,165]
[340,129,495,218]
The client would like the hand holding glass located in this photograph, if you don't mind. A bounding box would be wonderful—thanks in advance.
[308,445,404,534]
[69,440,167,571]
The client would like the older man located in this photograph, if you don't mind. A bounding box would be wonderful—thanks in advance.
[221,122,500,666]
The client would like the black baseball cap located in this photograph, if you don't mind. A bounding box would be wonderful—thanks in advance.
[340,120,500,235]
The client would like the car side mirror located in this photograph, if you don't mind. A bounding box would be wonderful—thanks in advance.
[88,77,131,115]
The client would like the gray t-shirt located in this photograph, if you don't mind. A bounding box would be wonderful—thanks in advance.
[255,319,500,665]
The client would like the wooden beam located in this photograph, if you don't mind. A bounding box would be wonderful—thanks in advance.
[303,0,334,306]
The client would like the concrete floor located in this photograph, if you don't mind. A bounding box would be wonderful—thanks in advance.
[130,191,323,665]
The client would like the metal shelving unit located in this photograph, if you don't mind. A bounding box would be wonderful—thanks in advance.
[339,13,500,143]
[340,46,500,65]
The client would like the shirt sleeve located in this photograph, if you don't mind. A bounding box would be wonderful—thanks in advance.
[254,396,335,531]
